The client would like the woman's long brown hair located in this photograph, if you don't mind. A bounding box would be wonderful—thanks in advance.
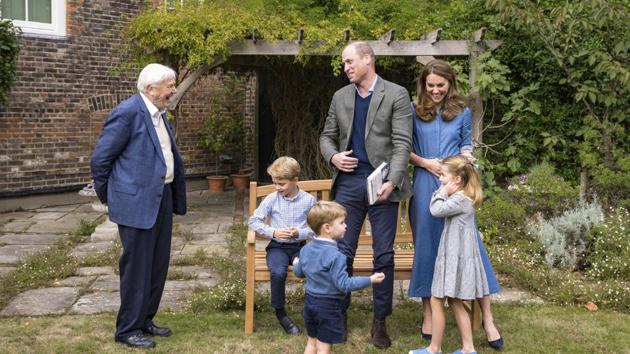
[415,59,466,122]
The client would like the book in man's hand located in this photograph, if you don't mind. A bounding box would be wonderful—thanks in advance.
[367,162,389,205]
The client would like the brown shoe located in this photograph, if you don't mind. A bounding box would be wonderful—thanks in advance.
[370,318,392,349]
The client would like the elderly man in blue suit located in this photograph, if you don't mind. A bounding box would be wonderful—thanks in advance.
[91,63,187,349]
[320,42,413,349]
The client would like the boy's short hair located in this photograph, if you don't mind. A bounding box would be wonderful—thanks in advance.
[267,156,301,180]
[307,201,346,235]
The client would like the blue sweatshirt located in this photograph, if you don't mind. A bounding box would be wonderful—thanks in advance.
[293,238,372,299]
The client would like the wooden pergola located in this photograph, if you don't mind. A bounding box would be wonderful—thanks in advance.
[170,28,501,146]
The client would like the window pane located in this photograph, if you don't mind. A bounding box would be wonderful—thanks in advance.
[1,0,26,21]
[28,0,51,23]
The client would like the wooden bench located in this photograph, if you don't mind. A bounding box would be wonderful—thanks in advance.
[245,179,414,334]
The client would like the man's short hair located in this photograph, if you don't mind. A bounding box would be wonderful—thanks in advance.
[267,156,301,180]
[345,41,376,64]
[137,63,176,93]
[307,201,346,235]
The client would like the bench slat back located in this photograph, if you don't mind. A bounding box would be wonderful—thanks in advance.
[248,180,412,245]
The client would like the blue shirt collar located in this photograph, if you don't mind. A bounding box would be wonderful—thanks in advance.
[354,75,378,97]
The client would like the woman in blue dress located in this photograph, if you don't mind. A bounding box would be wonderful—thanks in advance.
[408,59,503,350]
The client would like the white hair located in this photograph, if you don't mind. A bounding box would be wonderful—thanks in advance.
[136,63,176,93]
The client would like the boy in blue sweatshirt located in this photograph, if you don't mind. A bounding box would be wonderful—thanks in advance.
[293,201,385,354]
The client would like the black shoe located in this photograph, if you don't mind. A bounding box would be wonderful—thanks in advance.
[115,334,156,348]
[488,337,504,350]
[422,332,432,341]
[278,316,301,335]
[142,323,173,337]
[371,318,392,349]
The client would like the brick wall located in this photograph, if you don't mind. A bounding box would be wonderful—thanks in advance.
[0,2,255,196]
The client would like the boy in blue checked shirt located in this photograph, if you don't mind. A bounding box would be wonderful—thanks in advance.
[248,156,316,335]
[293,201,385,353]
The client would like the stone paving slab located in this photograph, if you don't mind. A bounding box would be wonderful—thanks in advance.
[71,291,120,315]
[0,244,52,265]
[190,223,220,234]
[168,266,214,279]
[0,287,79,316]
[1,220,36,233]
[188,237,229,246]
[27,212,103,234]
[30,212,67,221]
[54,276,96,287]
[178,244,228,257]
[159,290,190,311]
[35,205,81,213]
[91,219,118,242]
[0,212,35,225]
[89,275,119,291]
[173,212,204,224]
[491,288,544,304]
[70,241,115,259]
[0,233,65,245]
[164,280,199,292]
[193,278,218,288]
[170,237,186,250]
[75,204,101,213]
[0,266,16,278]
[76,266,115,276]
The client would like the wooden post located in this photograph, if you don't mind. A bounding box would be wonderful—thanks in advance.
[469,28,487,147]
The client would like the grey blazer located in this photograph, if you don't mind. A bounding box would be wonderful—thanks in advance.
[320,76,413,201]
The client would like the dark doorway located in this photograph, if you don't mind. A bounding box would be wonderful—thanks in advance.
[257,70,275,183]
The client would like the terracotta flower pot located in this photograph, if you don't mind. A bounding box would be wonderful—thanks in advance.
[230,174,250,191]
[206,175,228,193]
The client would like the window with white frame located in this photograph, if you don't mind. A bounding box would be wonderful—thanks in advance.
[0,0,66,37]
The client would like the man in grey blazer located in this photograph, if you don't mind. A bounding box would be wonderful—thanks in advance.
[320,42,412,348]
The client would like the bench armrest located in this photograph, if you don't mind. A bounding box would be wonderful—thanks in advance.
[247,230,257,244]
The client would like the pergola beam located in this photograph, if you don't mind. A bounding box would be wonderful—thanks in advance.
[230,39,501,56]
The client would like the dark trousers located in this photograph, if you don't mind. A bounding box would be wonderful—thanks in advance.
[115,184,173,339]
[266,240,303,310]
[334,173,398,320]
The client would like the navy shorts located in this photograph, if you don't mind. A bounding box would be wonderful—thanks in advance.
[302,293,344,344]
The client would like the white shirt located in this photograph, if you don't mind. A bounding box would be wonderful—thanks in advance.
[354,75,378,98]
[139,93,174,183]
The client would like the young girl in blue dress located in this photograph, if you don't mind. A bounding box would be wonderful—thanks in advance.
[410,155,493,354]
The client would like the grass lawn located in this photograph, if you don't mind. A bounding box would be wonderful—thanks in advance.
[0,302,628,353]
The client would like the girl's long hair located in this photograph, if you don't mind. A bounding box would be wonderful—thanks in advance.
[442,155,483,205]
[415,59,466,122]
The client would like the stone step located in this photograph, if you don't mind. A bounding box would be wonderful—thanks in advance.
[91,218,118,242]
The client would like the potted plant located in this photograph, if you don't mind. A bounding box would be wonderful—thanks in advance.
[201,105,231,192]
[227,111,252,191]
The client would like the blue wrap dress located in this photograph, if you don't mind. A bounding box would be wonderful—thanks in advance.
[408,106,500,297]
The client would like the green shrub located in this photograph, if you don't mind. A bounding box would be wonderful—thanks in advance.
[79,240,121,269]
[73,219,101,237]
[0,20,20,105]
[490,241,630,312]
[476,194,527,244]
[586,207,630,281]
[507,162,579,218]
[528,201,603,270]
[188,276,246,312]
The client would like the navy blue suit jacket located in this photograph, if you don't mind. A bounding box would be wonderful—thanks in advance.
[90,94,187,229]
